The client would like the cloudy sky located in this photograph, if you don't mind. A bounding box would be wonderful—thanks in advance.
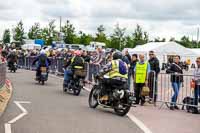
[0,0,200,41]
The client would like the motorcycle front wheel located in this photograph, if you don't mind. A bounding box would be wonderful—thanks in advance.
[88,86,99,108]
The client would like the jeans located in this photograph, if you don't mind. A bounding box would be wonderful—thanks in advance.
[194,85,200,106]
[171,82,181,105]
[88,64,100,82]
[64,69,73,84]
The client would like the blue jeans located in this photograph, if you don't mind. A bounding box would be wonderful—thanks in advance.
[64,69,73,84]
[194,85,200,106]
[171,82,181,105]
[88,64,100,82]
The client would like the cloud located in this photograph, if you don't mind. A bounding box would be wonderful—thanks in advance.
[0,0,200,40]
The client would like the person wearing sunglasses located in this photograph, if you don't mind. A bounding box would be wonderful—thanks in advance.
[148,51,160,103]
[192,57,200,114]
[166,55,183,110]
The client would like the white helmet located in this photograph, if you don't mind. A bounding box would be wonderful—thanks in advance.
[40,50,46,55]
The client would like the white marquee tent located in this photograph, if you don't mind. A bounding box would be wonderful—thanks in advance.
[188,48,200,56]
[125,42,198,65]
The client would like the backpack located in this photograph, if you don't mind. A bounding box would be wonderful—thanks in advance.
[71,56,84,68]
[118,60,127,75]
[182,96,196,113]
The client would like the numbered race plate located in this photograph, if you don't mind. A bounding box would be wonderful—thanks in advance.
[41,67,47,73]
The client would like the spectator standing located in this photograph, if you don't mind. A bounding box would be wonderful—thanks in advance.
[125,50,131,63]
[192,57,200,114]
[88,51,97,82]
[134,54,151,105]
[148,51,160,103]
[122,52,130,89]
[82,51,91,63]
[130,54,138,90]
[89,48,105,82]
[166,55,183,110]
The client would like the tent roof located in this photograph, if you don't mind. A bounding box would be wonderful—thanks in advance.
[132,42,172,52]
[188,48,200,56]
[129,42,197,56]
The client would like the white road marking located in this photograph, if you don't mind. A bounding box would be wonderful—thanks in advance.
[4,124,11,133]
[83,86,153,133]
[127,113,152,133]
[4,101,31,133]
[8,113,27,124]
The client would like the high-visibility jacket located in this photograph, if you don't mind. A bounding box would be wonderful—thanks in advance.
[135,62,148,83]
[106,60,128,79]
[71,56,84,69]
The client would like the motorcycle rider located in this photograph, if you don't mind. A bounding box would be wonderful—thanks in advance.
[98,52,128,100]
[63,50,85,86]
[32,50,51,80]
[7,49,18,70]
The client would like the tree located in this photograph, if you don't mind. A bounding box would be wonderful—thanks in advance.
[78,31,93,45]
[2,29,10,44]
[13,21,26,45]
[123,24,149,48]
[61,20,76,44]
[28,23,42,39]
[41,20,58,45]
[95,25,107,43]
[124,36,135,48]
[154,37,166,42]
[109,24,126,50]
[132,24,149,46]
[178,36,191,48]
[169,37,176,42]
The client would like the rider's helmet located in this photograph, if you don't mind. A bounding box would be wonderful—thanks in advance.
[74,50,81,56]
[40,50,46,55]
[113,52,122,60]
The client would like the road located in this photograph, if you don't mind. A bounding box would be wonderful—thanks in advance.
[0,69,143,133]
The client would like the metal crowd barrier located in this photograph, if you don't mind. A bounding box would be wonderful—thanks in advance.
[56,57,64,75]
[16,56,200,111]
[49,57,57,74]
[17,56,97,77]
[0,63,6,88]
[158,73,200,109]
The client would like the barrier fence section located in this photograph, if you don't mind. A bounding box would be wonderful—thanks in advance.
[0,63,6,88]
[158,73,200,109]
[17,56,101,78]
[19,56,200,110]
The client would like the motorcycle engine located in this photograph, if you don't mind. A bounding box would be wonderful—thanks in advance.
[113,89,125,100]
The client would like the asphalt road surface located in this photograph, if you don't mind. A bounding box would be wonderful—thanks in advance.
[0,69,143,133]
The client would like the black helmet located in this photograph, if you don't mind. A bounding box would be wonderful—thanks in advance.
[113,52,122,60]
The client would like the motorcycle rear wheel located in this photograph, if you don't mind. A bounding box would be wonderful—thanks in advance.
[73,88,81,96]
[114,103,131,116]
